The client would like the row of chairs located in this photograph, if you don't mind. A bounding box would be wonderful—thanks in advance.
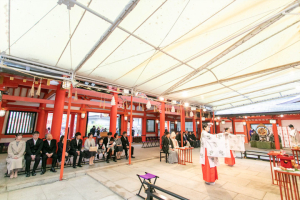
[142,137,160,148]
[4,151,124,177]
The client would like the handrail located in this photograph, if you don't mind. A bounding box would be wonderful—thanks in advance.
[143,180,189,200]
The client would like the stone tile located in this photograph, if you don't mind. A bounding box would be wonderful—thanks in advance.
[218,173,251,186]
[0,192,8,200]
[222,182,266,199]
[196,183,238,200]
[95,169,127,181]
[236,173,270,184]
[234,194,259,200]
[165,184,208,200]
[246,181,280,195]
[112,177,140,192]
[8,185,47,200]
[263,192,281,200]
[104,181,135,199]
[101,194,125,200]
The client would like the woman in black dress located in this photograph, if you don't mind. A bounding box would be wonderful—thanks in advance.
[57,135,70,164]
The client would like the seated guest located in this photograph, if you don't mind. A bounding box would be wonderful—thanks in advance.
[96,127,100,137]
[7,133,26,179]
[114,133,123,160]
[162,132,178,164]
[84,133,96,165]
[176,132,182,147]
[171,132,179,152]
[183,132,190,147]
[97,138,106,159]
[103,132,113,147]
[106,137,116,163]
[121,131,135,159]
[57,135,70,164]
[25,131,43,177]
[69,132,83,168]
[161,132,167,147]
[41,133,57,174]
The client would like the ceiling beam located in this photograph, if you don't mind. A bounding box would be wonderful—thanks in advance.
[73,0,140,72]
[206,79,300,104]
[167,61,300,95]
[2,95,54,104]
[160,2,299,95]
[215,92,300,111]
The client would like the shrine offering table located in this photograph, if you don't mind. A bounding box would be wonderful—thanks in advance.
[177,147,194,165]
[291,148,300,164]
[274,168,300,200]
[268,151,282,185]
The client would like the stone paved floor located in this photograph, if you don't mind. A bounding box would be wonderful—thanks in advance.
[0,145,283,200]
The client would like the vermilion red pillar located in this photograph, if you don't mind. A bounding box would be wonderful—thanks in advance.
[210,119,213,134]
[129,95,133,165]
[76,113,80,133]
[192,114,196,133]
[110,92,118,133]
[199,109,202,139]
[0,102,5,134]
[216,123,220,133]
[272,121,280,150]
[36,103,46,138]
[51,85,66,142]
[69,114,75,139]
[167,121,170,132]
[142,112,146,142]
[213,111,215,134]
[180,105,185,147]
[79,105,87,136]
[160,102,165,149]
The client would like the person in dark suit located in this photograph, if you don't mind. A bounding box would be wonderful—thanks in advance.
[103,132,113,148]
[176,131,182,147]
[121,131,135,159]
[57,135,70,163]
[69,132,83,168]
[162,132,177,164]
[161,132,166,147]
[90,126,96,136]
[41,133,57,174]
[187,131,195,147]
[25,131,43,177]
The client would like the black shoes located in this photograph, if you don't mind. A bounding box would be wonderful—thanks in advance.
[77,165,82,167]
[73,165,77,168]
[26,172,30,177]
[131,156,135,158]
[113,159,117,162]
[50,167,57,172]
[32,171,36,176]
[106,160,109,163]
[126,156,128,160]
[41,169,46,175]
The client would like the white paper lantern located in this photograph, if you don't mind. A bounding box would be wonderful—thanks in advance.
[171,106,175,112]
[0,110,5,117]
[111,96,116,106]
[190,111,193,117]
[81,113,86,119]
[146,100,151,109]
[202,117,205,121]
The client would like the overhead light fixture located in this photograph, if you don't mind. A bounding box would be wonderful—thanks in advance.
[270,119,276,124]
[245,116,248,118]
[184,102,189,107]
[243,122,246,125]
[216,122,219,125]
[280,114,284,117]
[221,120,225,124]
[0,110,5,117]
[203,108,207,112]
[159,96,164,101]
[156,119,159,124]
[124,115,128,120]
[202,117,205,121]
[197,121,200,125]
[175,120,177,124]
[81,113,86,119]
[217,117,220,120]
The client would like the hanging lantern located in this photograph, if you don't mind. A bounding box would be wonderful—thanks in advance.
[221,120,225,124]
[74,89,78,101]
[175,120,177,124]
[202,117,205,121]
[0,110,6,117]
[197,121,200,124]
[124,115,128,120]
[81,113,86,119]
[171,106,175,113]
[146,100,151,109]
[111,96,116,106]
[190,111,193,117]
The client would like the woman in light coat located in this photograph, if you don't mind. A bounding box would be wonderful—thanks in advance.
[171,132,179,152]
[114,133,123,160]
[84,133,96,165]
[6,133,26,178]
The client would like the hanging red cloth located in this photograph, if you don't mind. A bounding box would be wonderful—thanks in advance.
[202,149,218,182]
[224,150,235,166]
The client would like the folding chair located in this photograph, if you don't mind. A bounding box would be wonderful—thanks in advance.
[136,172,159,199]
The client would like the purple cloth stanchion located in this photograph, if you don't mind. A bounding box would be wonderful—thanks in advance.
[136,172,159,199]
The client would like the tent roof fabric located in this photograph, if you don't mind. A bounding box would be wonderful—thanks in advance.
[0,0,300,112]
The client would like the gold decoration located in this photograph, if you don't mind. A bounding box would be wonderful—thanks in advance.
[47,79,51,86]
[23,79,27,83]
[10,77,14,80]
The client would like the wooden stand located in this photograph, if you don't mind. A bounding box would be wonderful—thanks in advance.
[275,169,300,200]
[267,151,282,185]
[177,147,193,165]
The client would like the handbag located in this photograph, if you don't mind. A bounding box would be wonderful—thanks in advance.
[89,146,97,152]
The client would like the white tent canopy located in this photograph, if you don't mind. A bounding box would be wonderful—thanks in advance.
[1,0,300,111]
